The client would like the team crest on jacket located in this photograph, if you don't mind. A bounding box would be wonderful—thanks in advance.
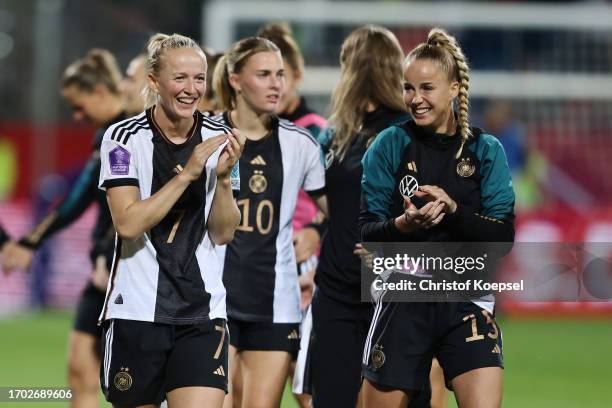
[399,175,419,197]
[456,158,475,177]
[249,170,267,194]
[114,367,133,391]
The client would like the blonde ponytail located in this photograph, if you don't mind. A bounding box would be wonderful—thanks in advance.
[61,48,122,95]
[212,54,234,110]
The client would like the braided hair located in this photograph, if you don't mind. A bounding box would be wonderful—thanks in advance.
[406,28,471,158]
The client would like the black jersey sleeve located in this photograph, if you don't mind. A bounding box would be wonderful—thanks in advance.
[359,203,407,242]
[19,151,100,249]
[444,204,514,242]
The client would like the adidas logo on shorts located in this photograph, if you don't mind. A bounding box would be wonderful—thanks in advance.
[287,329,299,340]
[213,365,225,376]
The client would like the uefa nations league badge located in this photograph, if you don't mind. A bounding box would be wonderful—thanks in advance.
[109,146,130,175]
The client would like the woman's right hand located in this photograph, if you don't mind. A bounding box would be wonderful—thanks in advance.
[1,242,35,274]
[182,134,228,182]
[394,195,445,234]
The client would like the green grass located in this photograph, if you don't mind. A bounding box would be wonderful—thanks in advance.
[1,311,611,407]
[0,311,71,408]
[501,318,612,408]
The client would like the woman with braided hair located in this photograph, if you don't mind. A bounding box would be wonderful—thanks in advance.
[359,28,514,407]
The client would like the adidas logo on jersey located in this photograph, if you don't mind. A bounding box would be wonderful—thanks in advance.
[406,161,417,172]
[213,365,226,376]
[114,294,123,304]
[492,344,501,354]
[287,329,299,340]
[250,155,267,166]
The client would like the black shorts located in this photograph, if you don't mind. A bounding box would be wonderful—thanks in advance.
[100,318,228,406]
[363,301,503,393]
[227,317,300,354]
[73,281,106,337]
[309,289,373,407]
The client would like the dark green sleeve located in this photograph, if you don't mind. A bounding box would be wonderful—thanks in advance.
[475,133,515,220]
[359,126,411,241]
[316,127,333,146]
[445,133,515,242]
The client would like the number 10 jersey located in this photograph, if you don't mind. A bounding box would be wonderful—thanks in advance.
[215,113,325,324]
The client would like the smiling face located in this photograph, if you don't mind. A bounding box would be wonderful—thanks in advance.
[230,51,284,115]
[403,58,459,134]
[148,47,207,120]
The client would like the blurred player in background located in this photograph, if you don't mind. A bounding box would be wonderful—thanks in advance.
[1,48,126,407]
[304,25,422,408]
[257,23,326,137]
[121,52,147,117]
[212,36,327,408]
[257,21,327,408]
[360,28,514,407]
[258,21,326,303]
[199,47,224,115]
[98,33,243,408]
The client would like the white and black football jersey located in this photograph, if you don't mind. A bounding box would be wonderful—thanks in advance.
[214,113,325,324]
[98,107,237,325]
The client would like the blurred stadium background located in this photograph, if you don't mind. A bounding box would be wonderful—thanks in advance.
[0,0,611,407]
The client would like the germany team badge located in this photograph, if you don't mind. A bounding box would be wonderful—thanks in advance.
[456,158,475,177]
[372,345,386,369]
[249,170,267,194]
[114,367,133,391]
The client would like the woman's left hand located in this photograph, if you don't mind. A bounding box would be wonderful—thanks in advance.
[414,185,458,214]
[216,128,246,179]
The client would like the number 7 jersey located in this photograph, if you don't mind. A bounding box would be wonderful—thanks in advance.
[97,109,237,325]
[214,113,325,324]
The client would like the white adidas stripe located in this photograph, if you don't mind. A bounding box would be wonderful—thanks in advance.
[104,320,115,389]
[363,297,384,365]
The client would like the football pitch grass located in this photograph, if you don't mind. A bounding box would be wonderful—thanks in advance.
[0,311,610,407]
